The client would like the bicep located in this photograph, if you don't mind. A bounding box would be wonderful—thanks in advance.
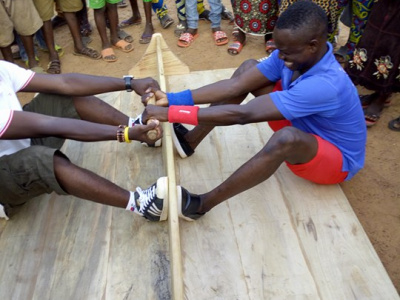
[21,73,65,94]
[1,111,57,139]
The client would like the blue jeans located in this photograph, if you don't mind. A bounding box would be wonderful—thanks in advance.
[15,29,47,62]
[186,0,222,29]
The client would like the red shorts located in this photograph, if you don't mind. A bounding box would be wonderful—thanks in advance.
[268,81,348,184]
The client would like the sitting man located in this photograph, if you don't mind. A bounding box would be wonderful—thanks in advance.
[142,1,367,221]
[0,61,167,222]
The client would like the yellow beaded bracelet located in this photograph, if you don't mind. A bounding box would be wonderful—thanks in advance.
[124,126,131,143]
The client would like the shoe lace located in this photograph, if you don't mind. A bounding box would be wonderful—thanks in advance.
[136,185,156,214]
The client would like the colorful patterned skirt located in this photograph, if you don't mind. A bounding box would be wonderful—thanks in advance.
[346,0,400,94]
[232,0,279,36]
[279,0,342,43]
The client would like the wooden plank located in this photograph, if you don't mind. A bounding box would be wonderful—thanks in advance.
[1,69,398,300]
[171,69,399,300]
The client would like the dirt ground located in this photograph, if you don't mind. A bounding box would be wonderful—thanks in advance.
[11,1,399,294]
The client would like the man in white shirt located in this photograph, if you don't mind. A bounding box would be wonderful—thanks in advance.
[0,61,168,222]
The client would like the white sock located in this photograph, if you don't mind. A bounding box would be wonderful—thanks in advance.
[126,191,138,213]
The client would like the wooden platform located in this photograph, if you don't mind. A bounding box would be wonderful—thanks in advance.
[0,69,398,300]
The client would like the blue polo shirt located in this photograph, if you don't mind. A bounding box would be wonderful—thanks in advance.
[257,43,366,180]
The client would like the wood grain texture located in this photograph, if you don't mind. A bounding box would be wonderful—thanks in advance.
[0,69,398,300]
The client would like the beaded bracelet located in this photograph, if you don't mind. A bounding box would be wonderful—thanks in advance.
[117,125,126,143]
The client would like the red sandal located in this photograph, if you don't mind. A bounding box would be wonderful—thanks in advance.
[213,30,228,46]
[177,32,199,48]
[227,41,245,55]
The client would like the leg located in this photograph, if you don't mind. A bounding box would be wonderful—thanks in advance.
[19,34,39,69]
[177,127,319,220]
[208,0,227,46]
[93,7,111,49]
[77,0,92,37]
[53,154,168,221]
[152,0,174,29]
[54,153,129,208]
[0,45,14,62]
[41,20,61,73]
[364,91,392,127]
[64,11,101,59]
[174,0,188,36]
[201,127,317,211]
[139,1,154,44]
[105,3,120,46]
[72,95,129,125]
[119,0,142,27]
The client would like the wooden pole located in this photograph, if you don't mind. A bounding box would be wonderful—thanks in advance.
[154,33,184,300]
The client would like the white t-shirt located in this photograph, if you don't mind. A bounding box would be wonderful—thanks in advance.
[0,61,35,157]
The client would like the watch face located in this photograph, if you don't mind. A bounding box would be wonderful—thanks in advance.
[124,76,133,91]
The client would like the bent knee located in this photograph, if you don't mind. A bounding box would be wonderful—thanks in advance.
[266,127,305,154]
[233,59,259,77]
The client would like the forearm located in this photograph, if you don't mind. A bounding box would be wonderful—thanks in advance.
[191,79,241,105]
[150,94,282,126]
[3,111,129,142]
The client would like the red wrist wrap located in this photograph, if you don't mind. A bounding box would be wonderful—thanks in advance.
[168,105,199,125]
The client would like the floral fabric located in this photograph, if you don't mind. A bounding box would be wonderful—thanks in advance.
[346,0,400,93]
[232,0,279,36]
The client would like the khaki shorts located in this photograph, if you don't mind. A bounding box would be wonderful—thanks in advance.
[0,0,43,47]
[33,0,83,21]
[0,93,80,212]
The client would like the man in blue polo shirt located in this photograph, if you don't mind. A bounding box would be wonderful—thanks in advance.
[142,0,367,221]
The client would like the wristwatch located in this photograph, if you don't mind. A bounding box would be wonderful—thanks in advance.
[123,75,134,92]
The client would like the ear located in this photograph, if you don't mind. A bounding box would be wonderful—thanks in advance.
[308,39,319,53]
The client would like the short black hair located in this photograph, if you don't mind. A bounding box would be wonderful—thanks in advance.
[276,0,328,40]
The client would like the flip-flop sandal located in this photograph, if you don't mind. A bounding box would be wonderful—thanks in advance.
[113,40,134,53]
[119,17,142,28]
[388,117,400,131]
[25,56,40,67]
[30,66,45,73]
[360,94,391,108]
[118,29,133,43]
[227,41,245,55]
[47,59,61,74]
[364,108,381,127]
[39,44,64,57]
[160,14,174,29]
[73,47,101,60]
[174,21,187,37]
[213,31,228,46]
[232,27,240,41]
[177,32,199,48]
[139,34,153,44]
[101,48,117,62]
[118,0,128,8]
